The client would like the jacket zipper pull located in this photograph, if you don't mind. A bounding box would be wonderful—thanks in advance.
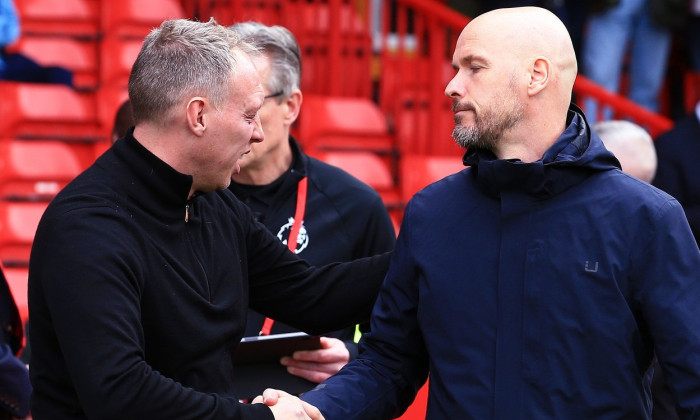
[185,204,190,223]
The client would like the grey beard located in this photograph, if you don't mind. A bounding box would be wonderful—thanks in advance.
[453,124,493,150]
[451,102,524,151]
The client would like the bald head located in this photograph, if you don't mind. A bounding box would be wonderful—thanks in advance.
[445,7,578,161]
[593,120,657,183]
[470,7,577,98]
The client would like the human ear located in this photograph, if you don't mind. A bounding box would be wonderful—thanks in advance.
[528,57,550,96]
[186,97,207,136]
[284,90,303,126]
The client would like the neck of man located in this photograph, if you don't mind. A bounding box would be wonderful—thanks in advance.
[493,116,567,163]
[233,135,294,186]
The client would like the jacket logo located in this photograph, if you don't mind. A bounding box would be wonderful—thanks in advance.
[584,261,599,273]
[277,217,309,254]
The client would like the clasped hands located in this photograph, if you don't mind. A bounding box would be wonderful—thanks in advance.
[253,389,324,420]
[249,336,350,419]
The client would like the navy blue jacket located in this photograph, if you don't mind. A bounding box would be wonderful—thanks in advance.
[302,108,700,419]
[653,110,700,247]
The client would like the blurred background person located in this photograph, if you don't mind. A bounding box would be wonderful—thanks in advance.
[0,0,72,86]
[581,0,686,122]
[592,119,657,183]
[653,99,700,248]
[0,263,31,420]
[227,21,396,400]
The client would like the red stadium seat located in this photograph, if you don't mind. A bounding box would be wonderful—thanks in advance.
[4,266,29,325]
[311,150,400,208]
[6,36,99,90]
[99,37,142,88]
[0,140,83,201]
[96,85,130,149]
[0,201,48,267]
[101,0,186,39]
[13,0,99,38]
[399,154,465,202]
[297,95,395,155]
[0,82,102,143]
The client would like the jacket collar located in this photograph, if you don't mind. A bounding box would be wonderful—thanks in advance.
[112,128,194,212]
[462,103,620,199]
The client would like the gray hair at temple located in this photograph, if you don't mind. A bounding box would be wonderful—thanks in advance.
[128,18,259,124]
[228,21,302,103]
[593,120,658,183]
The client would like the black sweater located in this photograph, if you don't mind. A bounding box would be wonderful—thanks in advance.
[28,132,390,419]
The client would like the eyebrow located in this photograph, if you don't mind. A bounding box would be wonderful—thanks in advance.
[453,53,490,70]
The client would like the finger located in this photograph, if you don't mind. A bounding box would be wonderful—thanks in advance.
[287,365,334,383]
[302,400,325,420]
[283,359,343,373]
[289,349,330,362]
[291,346,349,363]
[261,388,284,405]
[251,395,264,404]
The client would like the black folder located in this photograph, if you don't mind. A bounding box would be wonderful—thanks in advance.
[231,332,322,400]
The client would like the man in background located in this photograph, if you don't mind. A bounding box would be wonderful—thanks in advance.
[227,21,396,399]
[653,100,700,247]
[592,119,657,183]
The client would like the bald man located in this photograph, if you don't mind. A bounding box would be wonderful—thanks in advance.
[593,120,657,183]
[264,7,700,419]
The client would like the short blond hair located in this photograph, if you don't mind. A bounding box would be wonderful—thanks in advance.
[128,18,258,124]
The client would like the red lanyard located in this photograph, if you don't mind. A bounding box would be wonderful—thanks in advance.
[260,177,308,336]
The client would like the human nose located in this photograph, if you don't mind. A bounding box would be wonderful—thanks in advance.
[251,114,264,143]
[444,72,462,99]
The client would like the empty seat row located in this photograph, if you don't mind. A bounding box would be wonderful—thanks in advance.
[10,0,186,93]
[14,0,186,39]
[0,82,101,141]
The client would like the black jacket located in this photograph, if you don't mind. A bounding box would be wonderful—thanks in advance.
[28,130,391,419]
[229,137,396,396]
[230,137,395,339]
[653,110,700,247]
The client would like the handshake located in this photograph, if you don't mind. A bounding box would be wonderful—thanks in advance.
[253,389,325,420]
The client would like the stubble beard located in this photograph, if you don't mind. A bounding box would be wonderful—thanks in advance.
[452,84,525,151]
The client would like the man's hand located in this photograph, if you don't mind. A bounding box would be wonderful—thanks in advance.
[280,337,350,383]
[252,389,324,420]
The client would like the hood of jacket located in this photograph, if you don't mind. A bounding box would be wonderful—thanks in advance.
[462,104,621,200]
